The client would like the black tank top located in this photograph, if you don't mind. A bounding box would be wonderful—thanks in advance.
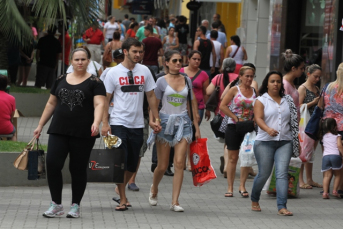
[198,39,212,69]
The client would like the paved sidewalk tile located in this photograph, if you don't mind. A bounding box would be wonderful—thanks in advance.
[1,117,343,228]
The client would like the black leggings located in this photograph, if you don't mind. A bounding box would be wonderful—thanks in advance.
[47,134,96,205]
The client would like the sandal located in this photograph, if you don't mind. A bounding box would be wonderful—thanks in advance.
[251,205,261,212]
[239,190,249,198]
[309,182,323,188]
[322,193,330,199]
[300,184,313,189]
[278,208,293,216]
[112,197,132,207]
[115,204,128,211]
[332,191,341,198]
[224,192,233,197]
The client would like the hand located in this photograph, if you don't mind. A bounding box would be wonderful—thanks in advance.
[205,110,211,121]
[33,125,43,139]
[91,123,100,137]
[195,128,201,140]
[313,96,320,105]
[267,128,279,137]
[210,67,215,74]
[101,123,111,136]
[149,120,162,134]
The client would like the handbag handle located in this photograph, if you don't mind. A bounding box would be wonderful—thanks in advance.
[25,136,37,151]
[184,76,194,122]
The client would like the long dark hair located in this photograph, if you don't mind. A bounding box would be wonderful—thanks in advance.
[319,118,338,140]
[259,70,285,97]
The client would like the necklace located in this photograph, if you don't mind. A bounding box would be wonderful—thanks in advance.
[169,72,180,75]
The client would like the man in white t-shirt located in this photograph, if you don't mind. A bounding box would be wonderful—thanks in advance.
[209,30,224,80]
[102,38,161,211]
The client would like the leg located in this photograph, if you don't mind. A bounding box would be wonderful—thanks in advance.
[333,169,341,195]
[46,134,70,204]
[274,141,292,211]
[239,167,250,195]
[251,141,276,205]
[223,145,229,173]
[299,164,312,189]
[17,66,24,86]
[68,137,96,204]
[22,65,31,86]
[172,139,188,205]
[226,149,239,193]
[323,170,333,194]
[8,65,19,84]
[35,64,47,88]
[45,67,56,89]
[152,141,171,194]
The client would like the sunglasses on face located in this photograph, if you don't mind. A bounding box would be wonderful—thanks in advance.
[127,71,134,85]
[171,59,182,64]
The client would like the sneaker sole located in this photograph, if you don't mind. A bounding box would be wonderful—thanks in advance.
[42,211,64,218]
[66,214,80,218]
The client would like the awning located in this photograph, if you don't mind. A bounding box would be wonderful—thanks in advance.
[197,0,241,2]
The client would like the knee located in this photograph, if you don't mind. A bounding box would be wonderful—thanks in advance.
[228,155,238,164]
[156,161,168,173]
[173,160,184,170]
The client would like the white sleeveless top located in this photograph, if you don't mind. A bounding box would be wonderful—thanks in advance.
[229,45,244,65]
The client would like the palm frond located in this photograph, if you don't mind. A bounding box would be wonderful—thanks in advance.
[28,0,66,28]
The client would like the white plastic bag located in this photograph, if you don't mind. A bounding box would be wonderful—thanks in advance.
[239,131,257,167]
[299,104,315,162]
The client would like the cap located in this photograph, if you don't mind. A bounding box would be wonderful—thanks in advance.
[113,48,124,58]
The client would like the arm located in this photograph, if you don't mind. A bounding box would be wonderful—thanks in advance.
[189,93,201,140]
[173,37,179,49]
[202,79,211,121]
[158,47,164,57]
[210,40,216,73]
[219,87,240,121]
[101,93,113,136]
[337,136,343,156]
[103,28,107,39]
[206,82,215,96]
[219,45,224,67]
[193,40,200,50]
[254,100,278,136]
[298,85,319,108]
[242,47,248,60]
[146,90,162,133]
[91,95,105,136]
[162,37,166,46]
[220,84,231,100]
[33,95,58,138]
[251,81,259,96]
[225,46,232,58]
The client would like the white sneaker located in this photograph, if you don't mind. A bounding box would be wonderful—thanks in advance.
[170,204,184,212]
[43,201,64,218]
[66,203,80,218]
[149,184,158,206]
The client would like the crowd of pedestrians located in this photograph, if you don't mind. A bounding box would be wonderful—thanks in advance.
[2,12,343,220]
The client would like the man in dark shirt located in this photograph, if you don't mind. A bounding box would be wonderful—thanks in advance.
[35,25,62,89]
[175,16,189,66]
[213,13,226,34]
[193,25,216,77]
[122,14,131,31]
[142,25,163,74]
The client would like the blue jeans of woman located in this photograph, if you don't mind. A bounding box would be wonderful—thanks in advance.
[251,140,292,211]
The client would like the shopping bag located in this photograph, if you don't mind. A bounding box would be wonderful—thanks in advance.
[267,157,302,197]
[299,104,315,162]
[190,138,217,186]
[27,139,46,180]
[13,136,36,170]
[239,131,257,167]
[87,148,125,183]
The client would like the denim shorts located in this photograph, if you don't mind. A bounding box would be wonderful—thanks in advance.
[321,155,343,172]
[156,120,192,147]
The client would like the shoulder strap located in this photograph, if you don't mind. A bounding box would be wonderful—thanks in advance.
[184,76,194,122]
[93,61,99,78]
[232,46,240,58]
[191,70,202,82]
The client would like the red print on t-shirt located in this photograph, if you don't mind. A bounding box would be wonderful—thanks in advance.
[119,76,145,85]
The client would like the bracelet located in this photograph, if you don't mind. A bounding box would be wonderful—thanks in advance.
[155,118,161,122]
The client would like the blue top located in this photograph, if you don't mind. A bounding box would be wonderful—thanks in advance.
[206,31,227,48]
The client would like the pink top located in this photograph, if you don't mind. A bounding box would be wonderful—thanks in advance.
[283,79,300,122]
[0,91,15,134]
[31,27,38,36]
[180,68,209,109]
[323,133,341,156]
[323,84,343,131]
[211,73,238,116]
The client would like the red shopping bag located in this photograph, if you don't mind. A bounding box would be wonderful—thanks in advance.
[190,138,217,186]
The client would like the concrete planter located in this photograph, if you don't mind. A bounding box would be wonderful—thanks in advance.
[11,93,49,117]
[1,152,71,187]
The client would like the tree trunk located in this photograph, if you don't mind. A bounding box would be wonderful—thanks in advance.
[0,31,9,70]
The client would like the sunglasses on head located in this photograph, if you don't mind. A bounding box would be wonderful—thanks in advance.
[127,71,134,85]
[171,59,182,64]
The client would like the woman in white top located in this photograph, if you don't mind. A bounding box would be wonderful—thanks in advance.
[251,71,299,216]
[225,35,247,74]
[103,16,119,43]
[67,46,103,77]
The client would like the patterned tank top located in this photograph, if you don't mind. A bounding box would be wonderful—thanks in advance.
[302,85,319,116]
[164,36,177,51]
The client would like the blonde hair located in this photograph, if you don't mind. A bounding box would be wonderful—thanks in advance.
[239,66,255,76]
[328,63,343,95]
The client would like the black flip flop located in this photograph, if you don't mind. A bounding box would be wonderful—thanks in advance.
[224,192,233,197]
[112,197,132,207]
[115,204,128,211]
[239,190,249,198]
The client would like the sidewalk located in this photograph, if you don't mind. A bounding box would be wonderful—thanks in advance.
[1,117,343,229]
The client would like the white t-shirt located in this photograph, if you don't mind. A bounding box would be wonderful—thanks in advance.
[66,61,102,76]
[100,67,114,114]
[323,133,341,156]
[103,63,156,128]
[104,22,119,39]
[210,40,221,68]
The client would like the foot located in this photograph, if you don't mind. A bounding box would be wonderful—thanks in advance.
[224,192,233,197]
[186,164,192,171]
[170,203,184,212]
[278,208,293,216]
[112,197,132,207]
[308,181,323,188]
[300,184,313,189]
[42,201,64,218]
[115,204,128,211]
[248,167,257,177]
[66,203,80,218]
[164,166,174,176]
[251,202,261,212]
[149,184,158,206]
[219,156,224,174]
[332,191,341,198]
[127,183,140,191]
[322,193,330,199]
[151,163,157,173]
[239,190,249,198]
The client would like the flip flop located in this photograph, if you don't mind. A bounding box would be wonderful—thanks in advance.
[309,182,323,188]
[239,190,249,198]
[224,192,233,197]
[278,208,293,216]
[112,197,132,207]
[300,184,312,189]
[115,204,128,211]
[251,205,261,212]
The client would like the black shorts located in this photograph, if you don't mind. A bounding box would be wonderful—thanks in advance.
[225,124,246,150]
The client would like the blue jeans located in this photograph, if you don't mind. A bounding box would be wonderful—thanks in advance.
[198,109,204,125]
[251,140,292,211]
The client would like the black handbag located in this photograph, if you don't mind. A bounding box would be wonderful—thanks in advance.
[87,148,125,183]
[184,76,196,141]
[27,139,46,180]
[210,114,225,138]
[235,119,255,135]
[206,75,222,112]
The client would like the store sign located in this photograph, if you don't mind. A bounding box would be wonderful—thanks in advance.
[187,1,202,11]
[131,3,153,14]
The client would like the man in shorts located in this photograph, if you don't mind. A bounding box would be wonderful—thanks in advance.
[102,38,161,211]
